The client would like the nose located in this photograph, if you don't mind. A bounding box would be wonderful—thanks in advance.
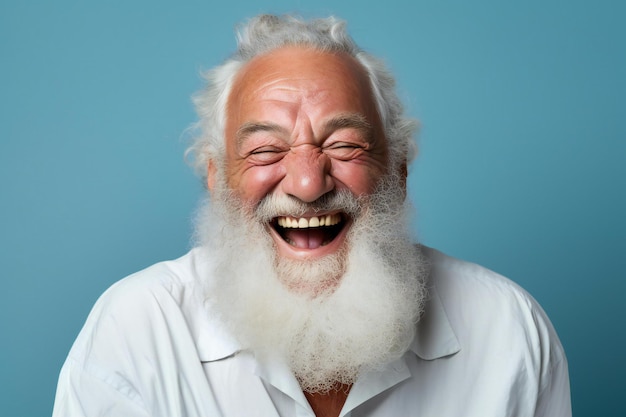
[281,145,334,203]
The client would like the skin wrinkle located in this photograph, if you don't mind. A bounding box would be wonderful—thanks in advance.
[285,146,330,199]
[219,47,389,209]
[236,114,375,163]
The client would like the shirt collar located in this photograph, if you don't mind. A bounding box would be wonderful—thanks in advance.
[196,312,242,362]
[409,284,461,360]
[184,248,242,362]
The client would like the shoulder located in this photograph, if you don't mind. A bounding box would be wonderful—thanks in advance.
[67,248,215,364]
[55,249,231,415]
[423,245,544,319]
[415,246,570,411]
[421,246,559,340]
[420,245,567,384]
[86,249,206,322]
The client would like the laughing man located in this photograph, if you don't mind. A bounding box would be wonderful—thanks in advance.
[53,14,571,417]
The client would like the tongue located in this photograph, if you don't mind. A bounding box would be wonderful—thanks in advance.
[284,229,326,249]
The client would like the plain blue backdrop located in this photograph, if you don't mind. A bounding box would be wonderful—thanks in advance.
[1,1,624,416]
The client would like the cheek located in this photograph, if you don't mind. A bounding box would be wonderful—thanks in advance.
[231,165,285,202]
[330,162,382,195]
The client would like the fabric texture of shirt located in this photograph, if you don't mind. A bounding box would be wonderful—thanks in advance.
[52,246,571,416]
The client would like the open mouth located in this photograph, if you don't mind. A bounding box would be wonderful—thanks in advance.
[271,212,347,250]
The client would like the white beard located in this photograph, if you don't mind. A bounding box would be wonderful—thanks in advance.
[195,173,428,393]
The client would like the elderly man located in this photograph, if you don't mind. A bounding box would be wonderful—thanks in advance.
[53,14,571,417]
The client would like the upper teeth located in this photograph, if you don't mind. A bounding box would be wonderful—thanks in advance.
[277,214,341,229]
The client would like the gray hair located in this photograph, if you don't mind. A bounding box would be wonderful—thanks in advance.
[187,14,418,178]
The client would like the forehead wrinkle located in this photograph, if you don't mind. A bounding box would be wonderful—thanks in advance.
[247,74,312,102]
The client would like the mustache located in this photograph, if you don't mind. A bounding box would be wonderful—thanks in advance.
[254,190,365,223]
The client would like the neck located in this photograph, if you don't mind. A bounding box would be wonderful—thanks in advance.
[304,383,352,417]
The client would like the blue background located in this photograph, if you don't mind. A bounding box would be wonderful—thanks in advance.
[1,1,624,415]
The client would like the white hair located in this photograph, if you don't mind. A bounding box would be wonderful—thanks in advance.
[187,14,418,178]
[197,170,427,392]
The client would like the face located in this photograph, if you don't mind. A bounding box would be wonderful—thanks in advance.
[212,46,390,261]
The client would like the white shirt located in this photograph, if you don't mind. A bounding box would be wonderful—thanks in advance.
[52,246,571,416]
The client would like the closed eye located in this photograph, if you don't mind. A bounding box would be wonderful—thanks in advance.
[247,147,287,164]
[323,142,366,160]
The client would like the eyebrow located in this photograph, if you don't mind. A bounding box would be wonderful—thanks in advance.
[236,122,287,149]
[323,113,374,142]
[235,113,375,148]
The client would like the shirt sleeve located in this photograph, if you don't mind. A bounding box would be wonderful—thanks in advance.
[51,267,221,417]
[52,357,150,417]
[531,300,572,417]
[534,349,572,417]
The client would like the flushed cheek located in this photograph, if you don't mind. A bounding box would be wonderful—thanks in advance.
[229,164,285,202]
[331,163,385,195]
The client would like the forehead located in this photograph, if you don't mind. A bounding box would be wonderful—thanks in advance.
[226,46,378,122]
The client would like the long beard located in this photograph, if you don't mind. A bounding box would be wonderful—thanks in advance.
[195,174,428,393]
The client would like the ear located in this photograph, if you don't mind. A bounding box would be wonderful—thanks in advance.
[398,162,408,199]
[206,159,217,193]
[399,162,408,188]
